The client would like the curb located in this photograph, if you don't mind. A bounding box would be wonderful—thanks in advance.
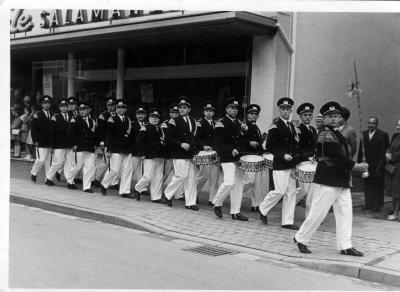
[10,194,400,288]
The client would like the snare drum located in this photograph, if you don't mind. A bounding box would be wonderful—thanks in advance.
[193,150,219,165]
[238,155,266,172]
[291,161,317,183]
[262,153,274,169]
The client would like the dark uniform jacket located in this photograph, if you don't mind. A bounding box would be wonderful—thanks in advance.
[357,129,389,179]
[31,110,54,148]
[242,121,264,155]
[313,125,355,188]
[105,115,133,154]
[131,120,146,156]
[49,112,71,149]
[266,118,300,170]
[166,115,198,159]
[297,122,318,162]
[196,118,216,150]
[136,124,167,159]
[214,116,245,163]
[68,116,98,153]
[98,110,115,145]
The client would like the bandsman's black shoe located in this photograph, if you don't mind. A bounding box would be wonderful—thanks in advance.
[208,201,214,207]
[84,189,94,193]
[134,191,141,201]
[255,206,260,212]
[100,185,107,196]
[31,174,37,183]
[163,197,172,207]
[91,180,101,188]
[121,193,131,198]
[67,183,77,190]
[185,205,199,211]
[55,172,61,182]
[282,224,299,230]
[294,237,311,254]
[259,212,268,225]
[232,213,248,221]
[214,206,223,218]
[45,179,54,186]
[340,247,364,257]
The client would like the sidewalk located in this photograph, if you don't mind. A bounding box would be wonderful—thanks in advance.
[9,160,400,287]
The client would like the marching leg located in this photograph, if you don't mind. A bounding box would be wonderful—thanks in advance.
[165,159,189,201]
[184,161,198,207]
[333,188,353,251]
[282,175,298,225]
[82,152,95,191]
[259,170,290,216]
[150,158,164,201]
[213,162,236,208]
[119,154,133,195]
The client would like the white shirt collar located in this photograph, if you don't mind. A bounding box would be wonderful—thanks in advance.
[226,115,236,123]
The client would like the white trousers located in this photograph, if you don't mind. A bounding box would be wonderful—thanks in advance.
[46,148,68,181]
[196,164,221,202]
[64,149,77,183]
[31,147,51,177]
[295,182,313,218]
[259,169,297,225]
[165,159,197,206]
[67,151,95,191]
[243,170,267,207]
[295,183,353,250]
[135,158,164,200]
[163,159,184,198]
[131,156,143,184]
[213,162,245,214]
[102,153,133,194]
[93,151,118,185]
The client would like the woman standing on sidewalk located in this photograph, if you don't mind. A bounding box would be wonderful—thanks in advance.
[385,119,400,221]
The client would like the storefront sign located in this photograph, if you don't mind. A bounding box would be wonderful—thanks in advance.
[10,9,180,38]
[42,74,53,96]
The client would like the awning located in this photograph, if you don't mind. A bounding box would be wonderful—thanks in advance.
[11,11,277,53]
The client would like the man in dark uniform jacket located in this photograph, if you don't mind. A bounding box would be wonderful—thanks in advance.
[93,97,117,187]
[134,108,168,202]
[295,102,318,217]
[66,102,98,192]
[45,98,71,186]
[59,96,80,183]
[358,117,389,212]
[30,95,54,183]
[131,106,147,184]
[212,98,248,221]
[242,104,267,212]
[196,101,221,206]
[163,97,199,210]
[259,97,300,229]
[100,99,134,197]
[294,101,368,256]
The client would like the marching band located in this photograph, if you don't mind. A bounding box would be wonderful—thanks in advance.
[29,95,369,256]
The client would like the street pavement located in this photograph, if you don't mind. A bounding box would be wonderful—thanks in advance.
[9,160,400,287]
[9,204,397,290]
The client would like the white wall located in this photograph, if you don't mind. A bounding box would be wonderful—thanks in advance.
[294,13,400,138]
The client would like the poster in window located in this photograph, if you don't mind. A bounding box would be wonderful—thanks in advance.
[140,83,154,103]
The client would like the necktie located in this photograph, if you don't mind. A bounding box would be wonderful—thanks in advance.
[287,122,292,133]
[63,114,67,122]
[85,117,89,127]
[46,111,50,119]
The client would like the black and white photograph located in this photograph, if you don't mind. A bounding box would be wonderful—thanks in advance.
[2,1,400,290]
